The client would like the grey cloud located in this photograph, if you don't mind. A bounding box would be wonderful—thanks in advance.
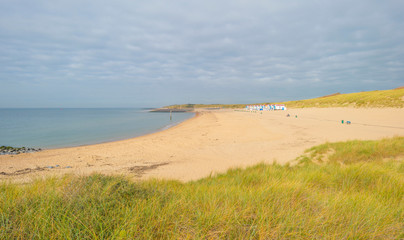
[0,0,403,107]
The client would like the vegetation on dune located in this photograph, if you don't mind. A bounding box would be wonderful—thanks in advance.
[279,88,404,108]
[298,136,404,164]
[167,87,404,109]
[1,137,403,239]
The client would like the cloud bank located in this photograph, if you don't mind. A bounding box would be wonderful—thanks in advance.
[1,0,403,107]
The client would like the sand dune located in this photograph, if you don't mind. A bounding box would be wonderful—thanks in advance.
[1,108,403,182]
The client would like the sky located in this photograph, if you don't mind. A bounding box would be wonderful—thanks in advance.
[1,0,403,108]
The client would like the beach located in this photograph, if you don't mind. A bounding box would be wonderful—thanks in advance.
[1,107,403,182]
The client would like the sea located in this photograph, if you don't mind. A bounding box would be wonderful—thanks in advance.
[0,108,194,149]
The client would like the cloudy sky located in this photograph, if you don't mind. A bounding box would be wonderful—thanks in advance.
[1,0,403,107]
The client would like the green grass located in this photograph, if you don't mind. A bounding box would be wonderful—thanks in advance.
[167,87,404,109]
[299,136,404,164]
[278,88,404,108]
[1,137,403,239]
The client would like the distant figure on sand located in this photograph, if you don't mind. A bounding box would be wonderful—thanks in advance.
[287,114,290,117]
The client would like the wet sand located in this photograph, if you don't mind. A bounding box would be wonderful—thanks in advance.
[1,108,403,182]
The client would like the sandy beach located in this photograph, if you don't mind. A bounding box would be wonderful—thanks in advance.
[1,107,403,182]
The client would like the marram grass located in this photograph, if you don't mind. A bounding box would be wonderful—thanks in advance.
[1,137,403,239]
[278,88,404,108]
[299,136,404,164]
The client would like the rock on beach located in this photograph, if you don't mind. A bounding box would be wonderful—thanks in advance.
[0,146,41,155]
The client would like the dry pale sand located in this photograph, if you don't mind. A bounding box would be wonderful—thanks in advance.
[1,108,403,182]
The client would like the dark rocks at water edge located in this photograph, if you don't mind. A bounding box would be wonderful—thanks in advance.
[0,146,42,155]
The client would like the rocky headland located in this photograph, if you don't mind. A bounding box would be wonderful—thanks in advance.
[150,108,193,112]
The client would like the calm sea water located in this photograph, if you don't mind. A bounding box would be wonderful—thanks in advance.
[0,108,194,149]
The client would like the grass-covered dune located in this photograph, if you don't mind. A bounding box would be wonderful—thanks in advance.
[168,87,404,109]
[1,137,403,239]
[279,88,404,108]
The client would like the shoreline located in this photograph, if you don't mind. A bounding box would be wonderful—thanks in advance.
[0,110,197,152]
[1,107,403,183]
[45,111,199,151]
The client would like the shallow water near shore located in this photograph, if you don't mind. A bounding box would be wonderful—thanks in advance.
[0,108,194,149]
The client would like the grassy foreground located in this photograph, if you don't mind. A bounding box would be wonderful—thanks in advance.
[168,87,404,109]
[1,137,403,239]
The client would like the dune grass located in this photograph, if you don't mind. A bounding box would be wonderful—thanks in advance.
[167,87,404,109]
[298,136,404,164]
[1,137,403,239]
[278,88,404,108]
